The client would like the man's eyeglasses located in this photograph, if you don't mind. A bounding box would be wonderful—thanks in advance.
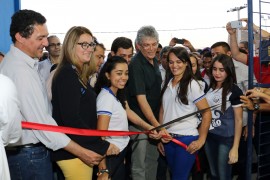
[77,42,96,50]
[49,43,61,48]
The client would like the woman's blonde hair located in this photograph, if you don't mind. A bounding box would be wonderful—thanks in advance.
[87,53,97,77]
[54,26,93,84]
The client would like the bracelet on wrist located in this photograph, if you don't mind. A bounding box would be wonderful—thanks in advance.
[97,169,109,176]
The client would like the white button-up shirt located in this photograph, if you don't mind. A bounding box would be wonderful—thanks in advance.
[0,74,22,180]
[0,45,70,151]
[38,58,53,85]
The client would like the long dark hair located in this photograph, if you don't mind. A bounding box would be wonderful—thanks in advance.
[209,54,237,112]
[189,53,208,93]
[189,53,203,80]
[95,56,128,109]
[161,47,197,105]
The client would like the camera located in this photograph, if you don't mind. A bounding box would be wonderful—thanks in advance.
[230,20,243,29]
[174,38,184,44]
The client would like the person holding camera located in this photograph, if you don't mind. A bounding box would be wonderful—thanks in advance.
[169,38,205,70]
[169,37,196,52]
[226,19,270,84]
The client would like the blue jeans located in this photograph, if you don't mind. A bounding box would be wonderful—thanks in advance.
[204,133,233,180]
[6,145,53,180]
[164,135,198,180]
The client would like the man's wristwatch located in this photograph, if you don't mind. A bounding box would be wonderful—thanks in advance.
[253,103,260,111]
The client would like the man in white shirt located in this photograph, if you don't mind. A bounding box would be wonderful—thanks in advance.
[0,9,105,180]
[0,74,22,180]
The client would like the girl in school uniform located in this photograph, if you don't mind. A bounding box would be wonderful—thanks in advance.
[95,56,157,180]
[204,54,243,180]
[160,47,211,180]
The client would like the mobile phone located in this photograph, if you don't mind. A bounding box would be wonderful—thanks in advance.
[175,38,184,44]
[230,20,243,29]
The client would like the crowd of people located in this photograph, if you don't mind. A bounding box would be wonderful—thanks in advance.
[1,9,270,180]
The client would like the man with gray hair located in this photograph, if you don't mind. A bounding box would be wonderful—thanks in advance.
[127,25,162,180]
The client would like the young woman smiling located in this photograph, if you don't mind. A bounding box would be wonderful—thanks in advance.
[95,56,158,180]
[159,47,211,180]
[51,26,119,180]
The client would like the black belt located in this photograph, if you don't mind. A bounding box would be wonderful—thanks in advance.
[169,133,190,137]
[5,142,44,151]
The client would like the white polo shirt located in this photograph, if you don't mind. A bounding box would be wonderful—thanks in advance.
[162,79,205,135]
[97,88,129,152]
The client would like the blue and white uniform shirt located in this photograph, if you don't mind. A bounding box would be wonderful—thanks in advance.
[162,79,205,135]
[205,84,243,137]
[96,88,129,152]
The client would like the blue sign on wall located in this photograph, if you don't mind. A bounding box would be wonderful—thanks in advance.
[0,0,20,54]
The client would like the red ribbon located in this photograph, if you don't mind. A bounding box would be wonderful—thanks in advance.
[22,121,146,136]
[21,121,200,171]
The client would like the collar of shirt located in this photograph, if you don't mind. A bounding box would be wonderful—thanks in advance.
[43,58,53,65]
[167,78,180,90]
[102,87,119,101]
[10,45,39,70]
[137,51,158,66]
